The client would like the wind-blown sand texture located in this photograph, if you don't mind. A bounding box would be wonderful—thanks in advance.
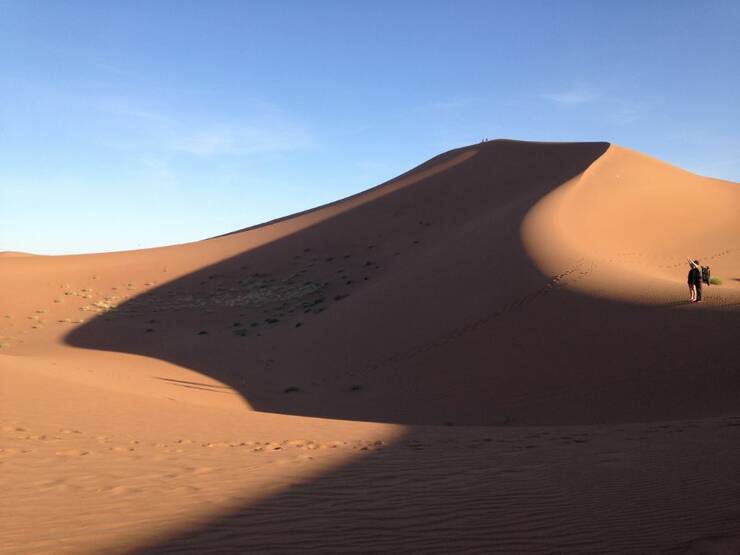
[1,140,739,554]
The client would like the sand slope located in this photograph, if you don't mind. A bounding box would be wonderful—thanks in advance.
[1,140,739,553]
[524,144,740,302]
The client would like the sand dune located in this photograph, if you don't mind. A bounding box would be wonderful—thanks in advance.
[523,144,740,303]
[1,140,739,553]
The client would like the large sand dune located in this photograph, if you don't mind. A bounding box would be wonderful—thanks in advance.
[2,140,739,553]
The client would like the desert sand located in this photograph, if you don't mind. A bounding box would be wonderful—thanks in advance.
[1,140,739,553]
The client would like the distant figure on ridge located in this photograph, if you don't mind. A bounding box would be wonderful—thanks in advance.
[687,258,703,303]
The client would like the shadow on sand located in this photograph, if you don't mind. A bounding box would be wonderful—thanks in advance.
[65,141,740,552]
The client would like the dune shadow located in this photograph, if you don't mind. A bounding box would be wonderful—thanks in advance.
[126,336,740,553]
[127,416,740,554]
[67,141,620,426]
[62,140,740,552]
[662,300,694,307]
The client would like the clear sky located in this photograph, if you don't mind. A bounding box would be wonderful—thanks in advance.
[2,0,738,254]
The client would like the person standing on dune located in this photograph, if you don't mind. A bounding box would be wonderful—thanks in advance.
[687,258,702,303]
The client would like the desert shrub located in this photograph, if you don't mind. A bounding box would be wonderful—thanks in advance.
[710,277,722,285]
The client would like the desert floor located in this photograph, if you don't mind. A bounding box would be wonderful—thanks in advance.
[2,140,739,553]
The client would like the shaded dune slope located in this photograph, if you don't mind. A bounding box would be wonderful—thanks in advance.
[4,140,740,555]
[62,140,740,426]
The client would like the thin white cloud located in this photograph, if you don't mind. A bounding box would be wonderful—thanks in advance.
[170,121,314,157]
[427,98,474,110]
[540,89,598,106]
[94,96,316,157]
[96,97,174,126]
[540,85,640,126]
[418,97,477,112]
[137,154,176,182]
[603,105,639,125]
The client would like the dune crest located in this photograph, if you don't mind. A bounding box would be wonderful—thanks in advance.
[2,140,740,553]
[523,144,740,304]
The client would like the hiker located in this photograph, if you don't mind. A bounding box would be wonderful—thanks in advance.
[687,258,703,303]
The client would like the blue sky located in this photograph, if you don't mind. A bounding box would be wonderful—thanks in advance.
[1,0,738,254]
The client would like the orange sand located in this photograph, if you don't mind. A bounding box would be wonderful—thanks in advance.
[1,140,739,553]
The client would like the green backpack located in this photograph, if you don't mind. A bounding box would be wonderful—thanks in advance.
[701,266,711,285]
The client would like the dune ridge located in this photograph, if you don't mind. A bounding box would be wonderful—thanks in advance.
[2,140,739,553]
[523,144,740,304]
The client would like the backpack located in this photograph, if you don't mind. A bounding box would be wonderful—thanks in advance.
[701,266,711,286]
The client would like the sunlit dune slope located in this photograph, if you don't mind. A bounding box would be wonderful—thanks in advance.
[2,140,739,427]
[523,144,740,301]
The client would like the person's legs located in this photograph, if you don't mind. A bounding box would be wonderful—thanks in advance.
[689,284,696,301]
[696,284,702,302]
